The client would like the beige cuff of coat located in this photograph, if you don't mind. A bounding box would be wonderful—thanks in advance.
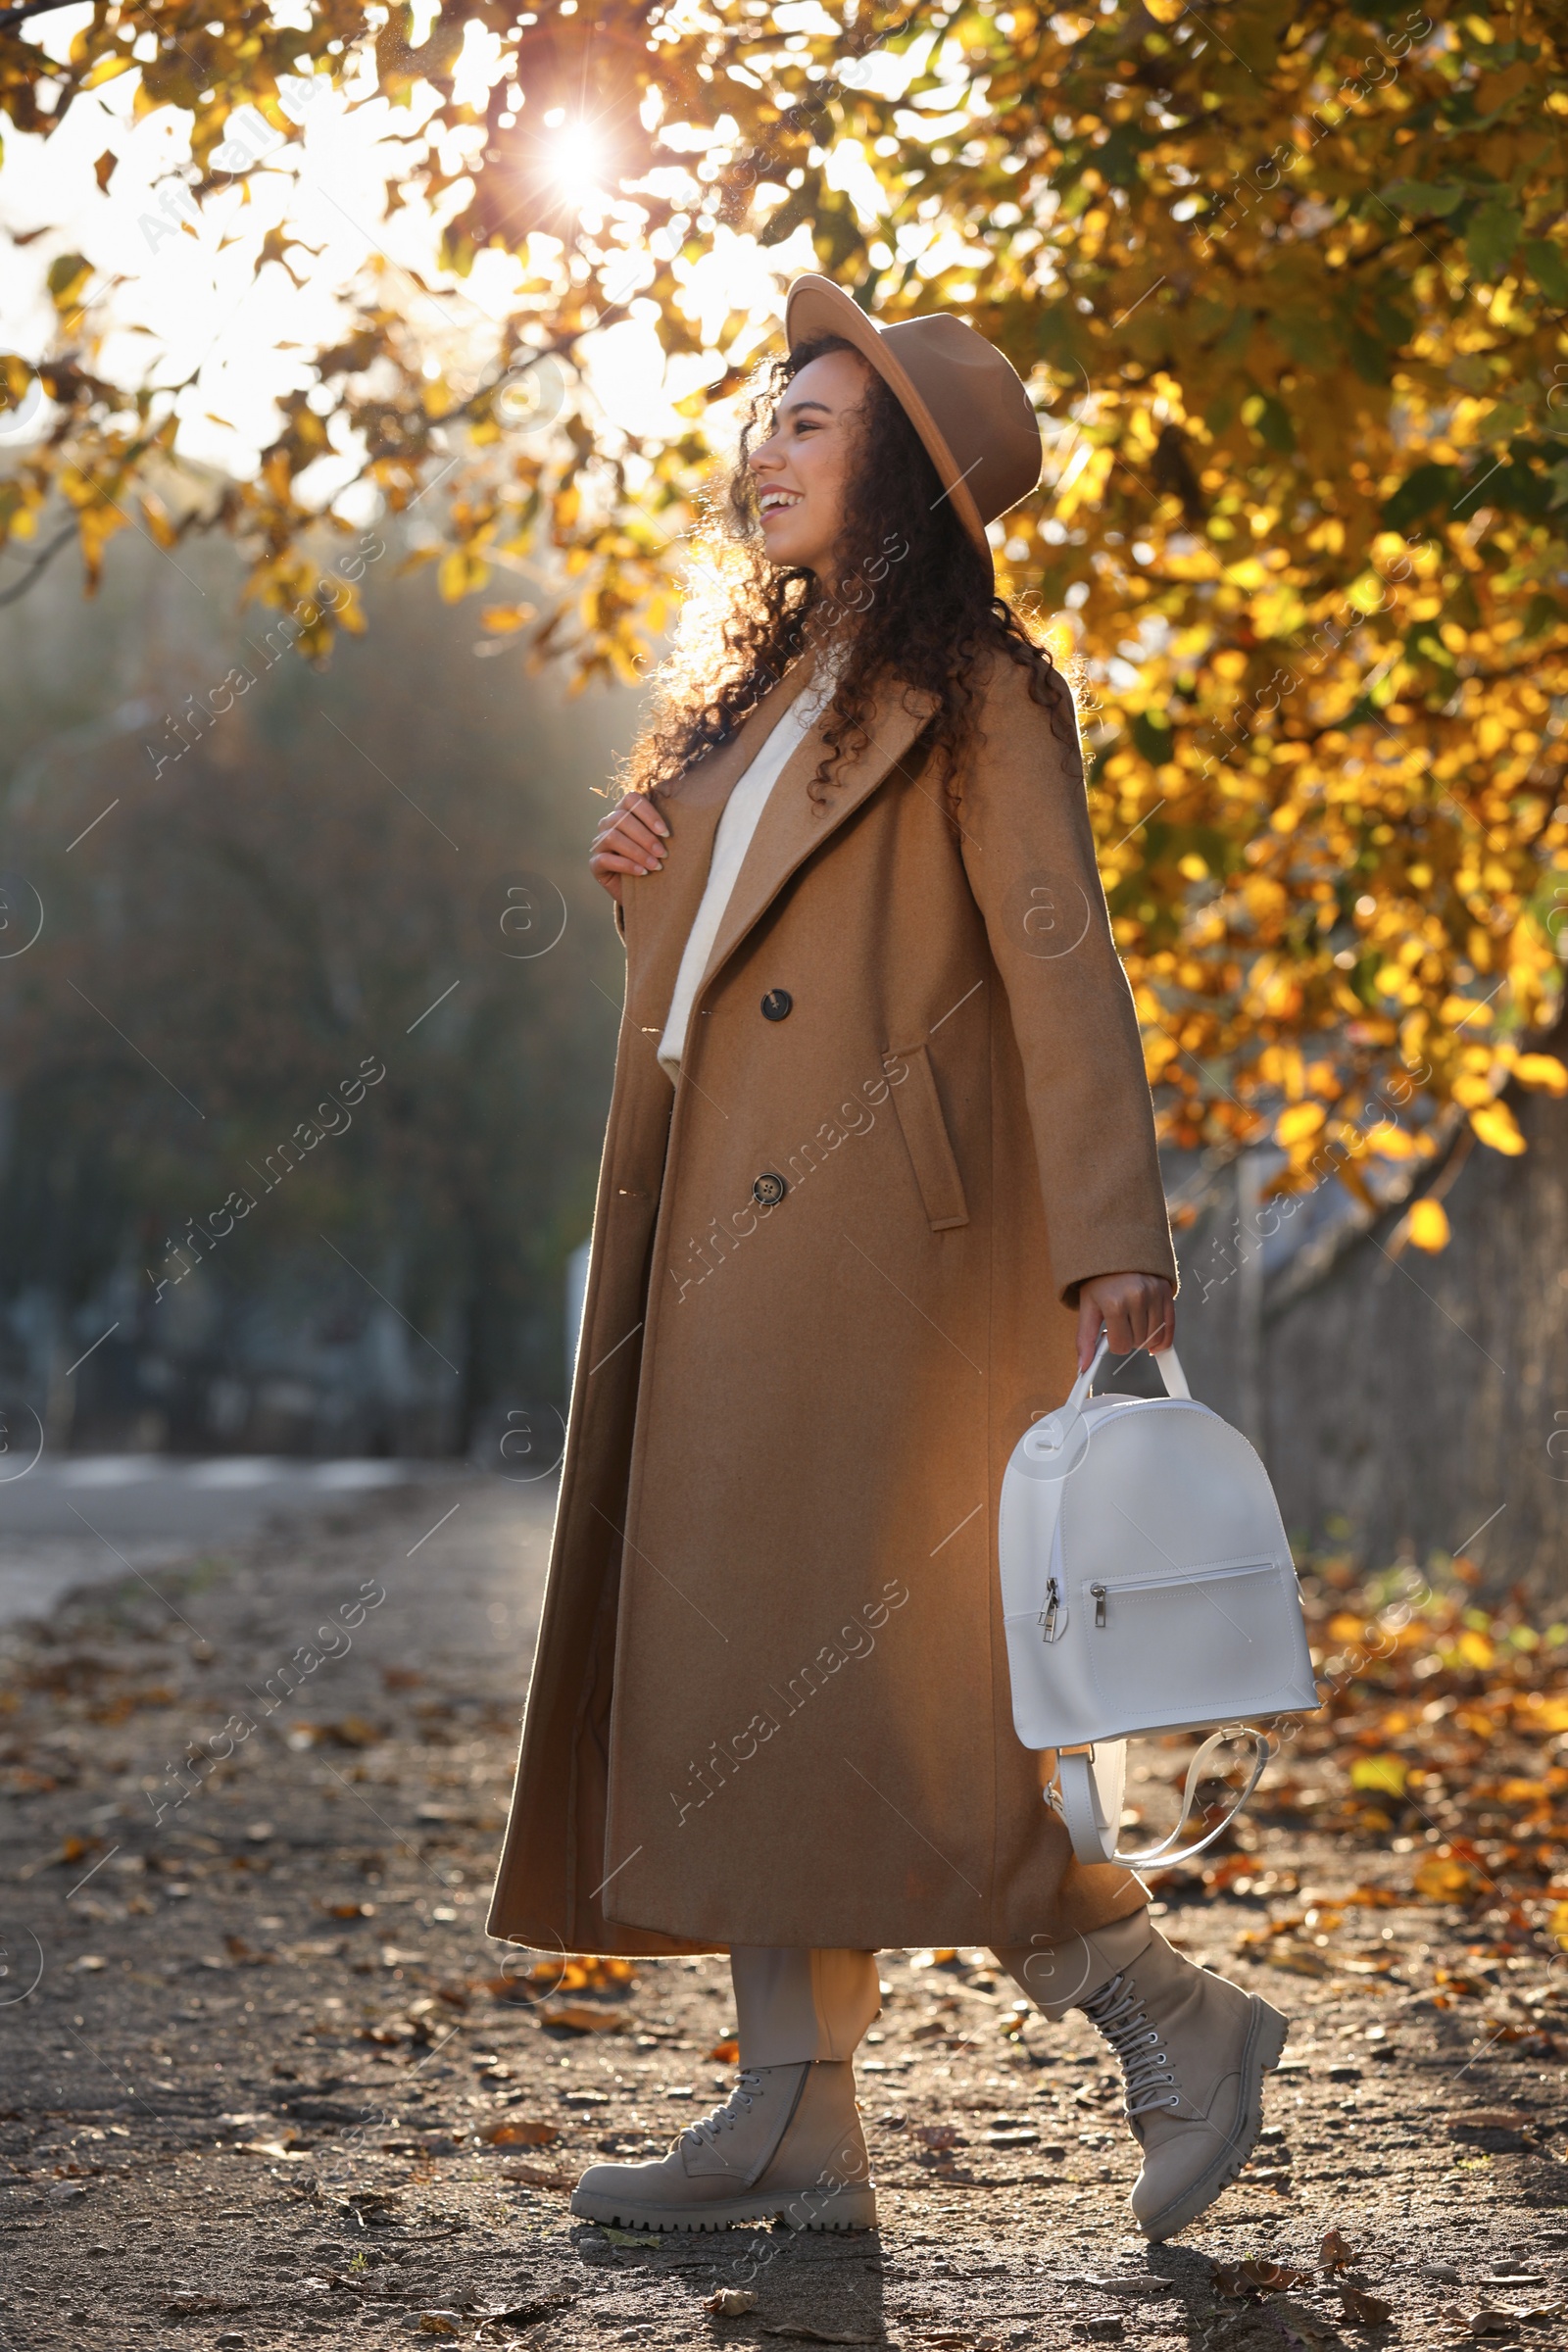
[729,1946,883,2067]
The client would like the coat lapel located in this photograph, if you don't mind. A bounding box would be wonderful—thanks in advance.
[697,675,939,998]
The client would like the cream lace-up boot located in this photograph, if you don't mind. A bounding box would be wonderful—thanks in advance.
[998,1910,1287,2240]
[569,2061,874,2233]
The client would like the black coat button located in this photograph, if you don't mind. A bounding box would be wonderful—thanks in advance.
[752,1171,788,1207]
[760,989,793,1022]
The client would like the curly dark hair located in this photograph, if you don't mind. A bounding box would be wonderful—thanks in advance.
[619,332,1075,809]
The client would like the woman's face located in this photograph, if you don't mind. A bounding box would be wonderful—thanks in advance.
[747,348,872,581]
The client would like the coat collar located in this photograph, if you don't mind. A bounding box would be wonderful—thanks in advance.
[626,652,937,1030]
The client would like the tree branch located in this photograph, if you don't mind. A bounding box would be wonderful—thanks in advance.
[0,518,77,608]
[0,0,100,34]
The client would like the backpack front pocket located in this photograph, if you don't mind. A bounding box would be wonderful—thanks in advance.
[1082,1559,1308,1733]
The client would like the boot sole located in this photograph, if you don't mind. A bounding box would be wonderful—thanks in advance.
[1134,1994,1289,2242]
[570,2179,877,2234]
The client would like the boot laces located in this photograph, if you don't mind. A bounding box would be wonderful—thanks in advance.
[682,2070,764,2151]
[1083,1970,1181,2118]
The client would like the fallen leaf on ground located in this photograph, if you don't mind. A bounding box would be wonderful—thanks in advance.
[498,2160,573,2189]
[1320,2228,1355,2271]
[708,2038,740,2064]
[485,1974,537,2003]
[1414,1854,1485,1902]
[479,2118,559,2146]
[514,1953,637,1993]
[418,2317,462,2337]
[760,2330,879,2345]
[308,1716,385,1748]
[1265,1941,1334,1979]
[1213,2260,1314,2293]
[1258,2299,1344,2352]
[474,2298,573,2328]
[914,2124,964,2151]
[238,2138,313,2161]
[1340,2286,1394,2325]
[704,2287,759,2315]
[539,2002,631,2034]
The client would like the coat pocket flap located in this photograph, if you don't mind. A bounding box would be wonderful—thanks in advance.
[886,1041,969,1231]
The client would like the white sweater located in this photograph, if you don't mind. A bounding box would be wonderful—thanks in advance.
[657,667,837,1083]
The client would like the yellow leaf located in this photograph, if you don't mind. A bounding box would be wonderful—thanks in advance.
[437,548,490,603]
[1470,1102,1526,1155]
[479,602,536,635]
[1550,1899,1568,1950]
[1516,1694,1568,1735]
[1276,1102,1325,1147]
[1413,1855,1483,1902]
[140,494,177,552]
[47,252,92,316]
[1455,1630,1495,1670]
[1326,1613,1366,1643]
[1350,1753,1408,1797]
[1515,1054,1568,1096]
[81,52,134,89]
[1440,994,1492,1028]
[1406,1199,1451,1251]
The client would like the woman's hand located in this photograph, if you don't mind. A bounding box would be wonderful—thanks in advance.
[590,790,669,904]
[1075,1271,1175,1374]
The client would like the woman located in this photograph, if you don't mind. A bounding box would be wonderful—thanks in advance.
[486,275,1286,2245]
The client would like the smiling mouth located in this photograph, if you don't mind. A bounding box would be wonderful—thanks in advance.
[760,489,803,517]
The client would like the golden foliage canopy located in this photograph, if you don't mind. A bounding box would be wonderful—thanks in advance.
[3,0,1567,1178]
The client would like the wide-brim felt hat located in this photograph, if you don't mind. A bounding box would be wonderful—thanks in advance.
[784,273,1043,588]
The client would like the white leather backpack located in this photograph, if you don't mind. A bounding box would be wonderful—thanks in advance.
[999,1338,1319,1867]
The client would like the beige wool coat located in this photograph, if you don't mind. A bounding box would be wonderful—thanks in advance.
[487,644,1178,1958]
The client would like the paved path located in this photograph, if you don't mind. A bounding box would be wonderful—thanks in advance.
[1,1480,1564,2350]
[0,1455,463,1628]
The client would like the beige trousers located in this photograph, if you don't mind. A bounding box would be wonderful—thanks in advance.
[730,1914,1147,2066]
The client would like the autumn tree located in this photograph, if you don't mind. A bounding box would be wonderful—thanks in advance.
[3,0,1567,1203]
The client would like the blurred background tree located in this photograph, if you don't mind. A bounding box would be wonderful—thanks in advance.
[0,528,627,1451]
